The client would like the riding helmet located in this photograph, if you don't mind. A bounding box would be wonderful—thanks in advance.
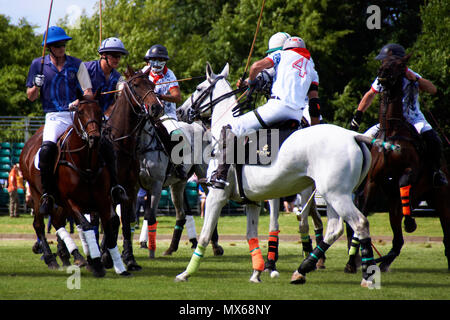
[283,36,306,50]
[144,44,170,61]
[41,26,72,46]
[266,32,291,53]
[98,37,129,55]
[375,43,405,60]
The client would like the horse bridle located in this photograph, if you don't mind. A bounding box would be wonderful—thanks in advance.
[188,76,245,121]
[123,72,161,116]
[71,99,102,145]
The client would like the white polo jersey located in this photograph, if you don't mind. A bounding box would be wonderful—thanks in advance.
[267,48,318,110]
[371,68,429,126]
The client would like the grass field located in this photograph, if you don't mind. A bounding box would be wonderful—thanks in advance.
[0,212,449,302]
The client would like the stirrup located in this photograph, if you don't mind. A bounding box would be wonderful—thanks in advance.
[111,185,128,204]
[39,193,55,215]
[209,177,229,189]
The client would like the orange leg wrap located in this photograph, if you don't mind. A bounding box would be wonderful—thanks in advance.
[148,221,158,251]
[248,238,265,271]
[399,185,411,216]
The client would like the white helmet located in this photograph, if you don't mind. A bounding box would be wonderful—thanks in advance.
[283,36,306,50]
[266,32,290,53]
[98,37,129,55]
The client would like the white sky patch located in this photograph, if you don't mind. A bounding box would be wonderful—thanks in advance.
[66,4,82,28]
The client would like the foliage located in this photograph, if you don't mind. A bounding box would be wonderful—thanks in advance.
[0,0,448,154]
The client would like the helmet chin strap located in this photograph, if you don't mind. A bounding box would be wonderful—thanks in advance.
[101,56,113,69]
[48,47,65,65]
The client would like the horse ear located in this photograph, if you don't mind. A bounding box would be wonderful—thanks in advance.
[124,64,135,78]
[206,62,215,81]
[402,53,412,63]
[219,63,229,78]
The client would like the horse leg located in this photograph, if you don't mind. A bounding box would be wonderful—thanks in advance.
[32,207,59,269]
[164,182,187,256]
[399,171,417,233]
[264,199,280,276]
[310,200,326,269]
[175,189,228,282]
[247,204,264,283]
[377,199,404,272]
[292,202,343,285]
[186,214,198,248]
[102,213,130,276]
[210,225,224,256]
[120,197,142,270]
[143,183,161,259]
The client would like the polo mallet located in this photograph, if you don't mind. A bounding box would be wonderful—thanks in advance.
[40,0,54,74]
[241,0,266,82]
[296,189,316,221]
[99,0,103,47]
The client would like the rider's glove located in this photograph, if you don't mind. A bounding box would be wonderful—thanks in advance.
[33,74,45,87]
[349,110,363,131]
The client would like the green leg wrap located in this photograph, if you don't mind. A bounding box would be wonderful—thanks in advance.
[186,244,206,275]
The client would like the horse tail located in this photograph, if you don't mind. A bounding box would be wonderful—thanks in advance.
[354,135,372,190]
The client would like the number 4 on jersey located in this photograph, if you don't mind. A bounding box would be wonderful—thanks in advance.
[292,57,308,78]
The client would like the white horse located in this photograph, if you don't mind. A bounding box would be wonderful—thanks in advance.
[136,115,224,258]
[175,63,377,287]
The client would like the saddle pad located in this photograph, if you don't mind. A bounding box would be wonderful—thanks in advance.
[34,148,41,171]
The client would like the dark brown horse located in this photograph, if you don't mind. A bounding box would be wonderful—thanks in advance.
[345,55,450,272]
[20,96,126,277]
[103,66,162,270]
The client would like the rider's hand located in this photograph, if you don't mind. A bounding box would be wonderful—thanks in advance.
[349,110,363,131]
[236,78,248,89]
[33,74,45,87]
[405,69,420,82]
[68,99,79,111]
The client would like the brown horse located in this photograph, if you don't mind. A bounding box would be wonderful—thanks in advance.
[103,66,162,270]
[345,55,450,272]
[20,96,126,277]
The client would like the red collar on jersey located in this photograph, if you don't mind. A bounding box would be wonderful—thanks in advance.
[150,66,168,83]
[287,48,311,60]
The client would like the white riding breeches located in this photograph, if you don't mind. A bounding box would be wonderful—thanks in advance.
[364,119,432,139]
[42,111,75,143]
[228,99,303,137]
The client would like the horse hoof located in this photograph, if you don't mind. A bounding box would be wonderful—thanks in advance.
[175,271,189,282]
[163,249,174,256]
[316,257,326,269]
[47,261,60,270]
[126,261,142,271]
[74,258,87,268]
[149,250,155,259]
[91,257,106,278]
[361,278,373,288]
[379,262,391,273]
[139,241,147,249]
[212,245,224,256]
[249,270,262,283]
[404,218,417,233]
[290,270,306,284]
[344,263,357,274]
[32,241,43,254]
[101,252,114,269]
[119,271,132,277]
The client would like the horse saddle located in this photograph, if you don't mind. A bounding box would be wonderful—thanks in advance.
[234,119,300,166]
[33,128,73,172]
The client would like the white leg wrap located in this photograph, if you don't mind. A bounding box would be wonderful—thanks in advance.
[185,215,197,239]
[108,246,127,274]
[56,227,78,253]
[84,229,101,259]
[139,219,148,242]
[77,225,90,255]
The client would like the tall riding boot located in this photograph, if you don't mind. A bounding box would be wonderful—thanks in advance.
[210,125,233,189]
[100,136,128,205]
[422,130,448,187]
[38,141,58,215]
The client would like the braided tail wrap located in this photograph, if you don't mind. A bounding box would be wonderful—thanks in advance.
[186,244,206,275]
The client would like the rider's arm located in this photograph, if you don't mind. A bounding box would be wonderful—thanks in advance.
[77,63,94,98]
[248,58,274,82]
[27,86,40,102]
[160,86,182,104]
[405,69,437,95]
[357,89,377,113]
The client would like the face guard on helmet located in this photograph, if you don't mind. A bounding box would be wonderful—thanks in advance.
[144,44,169,74]
[283,36,306,50]
[266,32,290,54]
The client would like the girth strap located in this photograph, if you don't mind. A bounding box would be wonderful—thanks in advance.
[253,109,269,129]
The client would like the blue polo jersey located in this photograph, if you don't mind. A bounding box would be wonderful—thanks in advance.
[26,55,84,113]
[85,60,121,112]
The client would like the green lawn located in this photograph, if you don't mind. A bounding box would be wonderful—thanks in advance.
[0,211,449,301]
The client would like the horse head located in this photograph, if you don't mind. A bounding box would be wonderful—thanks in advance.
[71,94,102,149]
[377,54,411,90]
[123,65,163,120]
[177,62,231,123]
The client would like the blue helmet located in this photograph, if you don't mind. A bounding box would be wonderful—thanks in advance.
[42,26,72,46]
[98,37,129,55]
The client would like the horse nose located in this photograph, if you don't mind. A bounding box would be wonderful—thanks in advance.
[89,134,100,148]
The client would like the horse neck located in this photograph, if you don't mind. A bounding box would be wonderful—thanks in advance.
[65,128,100,171]
[108,94,140,144]
[210,83,236,139]
[379,79,404,135]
